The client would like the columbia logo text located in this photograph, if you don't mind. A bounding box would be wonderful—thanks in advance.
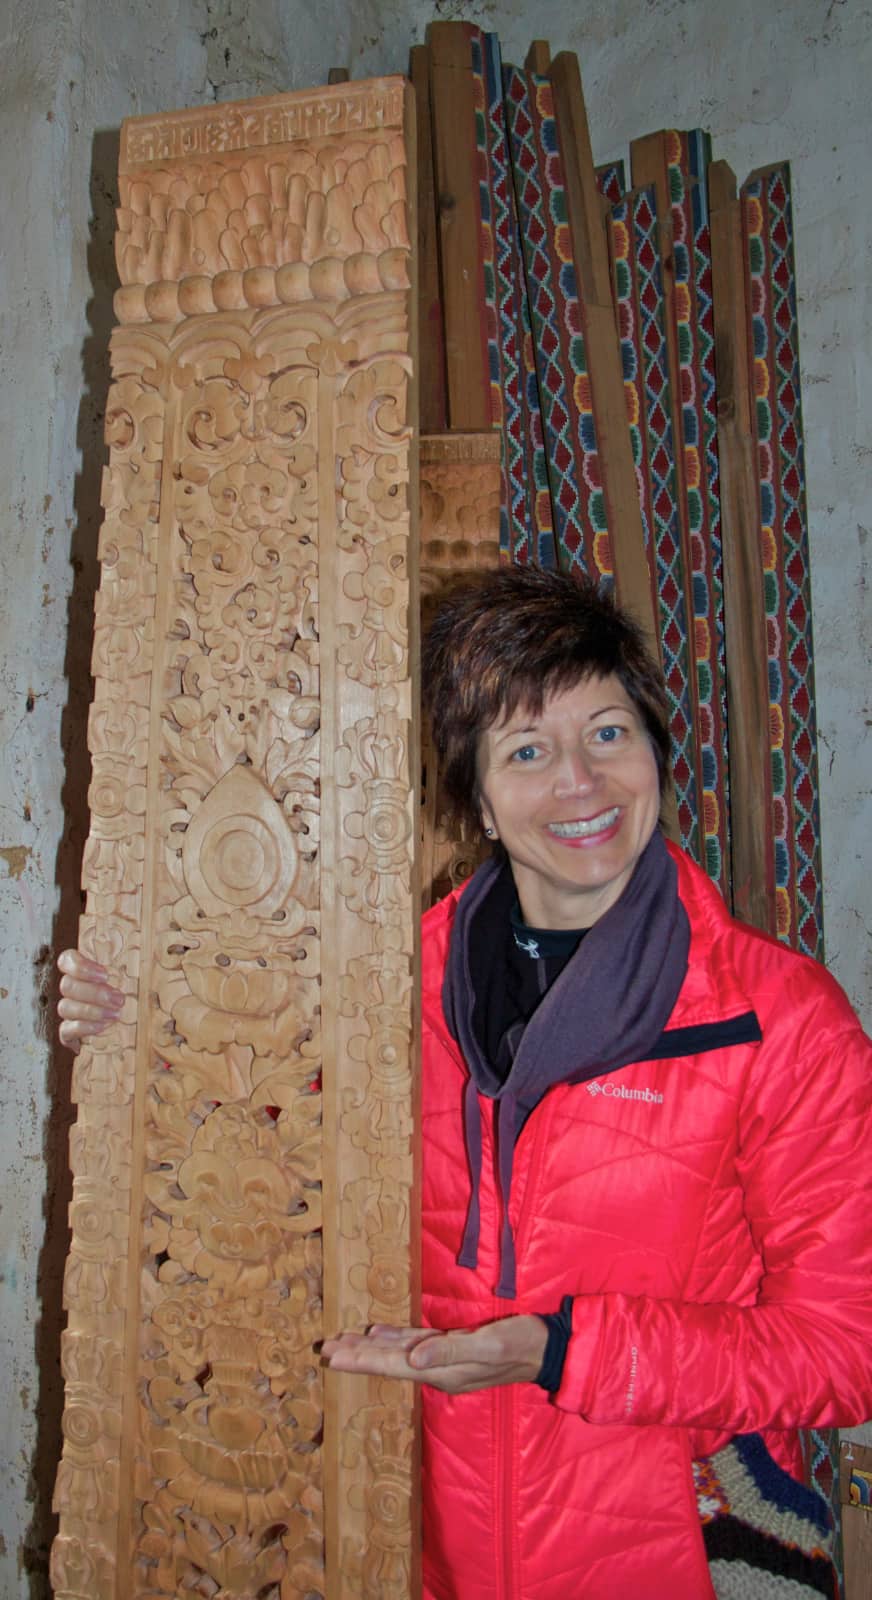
[586,1081,664,1104]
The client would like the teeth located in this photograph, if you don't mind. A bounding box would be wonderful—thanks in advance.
[549,808,620,839]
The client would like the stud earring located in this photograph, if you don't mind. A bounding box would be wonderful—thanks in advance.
[484,826,495,838]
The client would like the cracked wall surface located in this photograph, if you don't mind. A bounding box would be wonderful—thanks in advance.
[1,0,869,1591]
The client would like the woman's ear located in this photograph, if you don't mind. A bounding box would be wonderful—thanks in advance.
[479,796,497,841]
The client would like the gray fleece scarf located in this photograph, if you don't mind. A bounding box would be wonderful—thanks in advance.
[442,828,691,1298]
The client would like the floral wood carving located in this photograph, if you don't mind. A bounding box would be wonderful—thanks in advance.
[52,79,419,1600]
[419,432,501,907]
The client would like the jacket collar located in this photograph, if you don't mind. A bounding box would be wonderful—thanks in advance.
[422,841,757,1056]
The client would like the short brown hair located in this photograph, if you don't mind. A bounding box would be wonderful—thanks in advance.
[422,566,671,837]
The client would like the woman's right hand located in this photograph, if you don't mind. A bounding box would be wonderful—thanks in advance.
[57,949,125,1055]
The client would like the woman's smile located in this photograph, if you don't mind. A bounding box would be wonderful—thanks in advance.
[547,805,622,841]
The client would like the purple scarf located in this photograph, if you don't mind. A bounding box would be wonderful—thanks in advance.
[442,828,691,1297]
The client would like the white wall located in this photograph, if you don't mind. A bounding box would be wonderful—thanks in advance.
[1,0,868,1589]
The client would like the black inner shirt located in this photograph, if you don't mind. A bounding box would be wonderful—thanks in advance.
[473,865,590,1084]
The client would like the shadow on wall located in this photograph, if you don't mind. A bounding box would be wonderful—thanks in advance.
[22,126,120,1598]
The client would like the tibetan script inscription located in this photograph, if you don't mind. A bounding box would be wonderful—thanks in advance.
[52,78,419,1600]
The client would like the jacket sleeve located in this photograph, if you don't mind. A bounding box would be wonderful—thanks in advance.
[554,969,872,1432]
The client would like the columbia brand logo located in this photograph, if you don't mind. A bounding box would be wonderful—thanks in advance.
[586,1080,664,1104]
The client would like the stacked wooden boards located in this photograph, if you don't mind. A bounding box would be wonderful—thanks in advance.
[413,22,824,964]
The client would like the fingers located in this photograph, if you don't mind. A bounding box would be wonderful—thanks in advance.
[58,980,124,1015]
[59,1017,113,1054]
[56,950,124,1053]
[58,1021,83,1055]
[57,949,109,982]
[321,1330,430,1382]
[366,1325,433,1351]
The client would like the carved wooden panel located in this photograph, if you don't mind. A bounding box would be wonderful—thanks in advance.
[52,80,419,1600]
[419,432,501,907]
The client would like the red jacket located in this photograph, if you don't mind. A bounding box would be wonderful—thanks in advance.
[419,845,872,1600]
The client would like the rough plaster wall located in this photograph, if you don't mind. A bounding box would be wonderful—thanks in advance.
[0,4,209,1589]
[0,0,868,1591]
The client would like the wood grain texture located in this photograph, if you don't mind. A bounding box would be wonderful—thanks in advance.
[409,45,447,435]
[419,433,501,908]
[708,159,775,935]
[525,40,551,74]
[549,56,659,655]
[52,77,420,1600]
[428,22,490,430]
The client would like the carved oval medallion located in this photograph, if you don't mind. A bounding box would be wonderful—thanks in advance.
[182,765,298,917]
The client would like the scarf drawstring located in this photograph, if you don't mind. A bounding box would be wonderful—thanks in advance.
[495,1092,518,1298]
[457,1079,519,1299]
[457,1074,482,1270]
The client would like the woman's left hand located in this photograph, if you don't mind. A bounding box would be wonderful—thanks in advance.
[321,1316,548,1393]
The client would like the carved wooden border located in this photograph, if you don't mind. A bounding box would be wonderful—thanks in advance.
[419,432,500,907]
[52,78,419,1600]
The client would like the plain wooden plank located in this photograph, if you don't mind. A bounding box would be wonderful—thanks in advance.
[549,52,613,307]
[428,21,490,429]
[549,59,662,662]
[525,39,551,73]
[410,44,448,433]
[709,159,775,935]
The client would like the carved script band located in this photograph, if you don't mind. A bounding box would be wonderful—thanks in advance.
[122,81,406,168]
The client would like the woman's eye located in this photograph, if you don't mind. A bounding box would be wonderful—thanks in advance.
[511,744,539,763]
[594,725,623,744]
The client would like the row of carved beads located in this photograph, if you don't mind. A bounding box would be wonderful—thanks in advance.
[115,249,411,325]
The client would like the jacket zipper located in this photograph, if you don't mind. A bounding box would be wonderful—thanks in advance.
[496,1381,516,1599]
[493,1094,554,1598]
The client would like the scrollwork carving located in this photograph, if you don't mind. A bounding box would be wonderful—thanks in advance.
[55,77,417,1600]
[419,434,502,906]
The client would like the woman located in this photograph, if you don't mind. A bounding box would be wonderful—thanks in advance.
[60,567,871,1599]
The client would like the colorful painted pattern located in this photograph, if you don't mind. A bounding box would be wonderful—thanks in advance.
[469,29,538,561]
[742,164,824,959]
[519,269,558,566]
[663,129,730,897]
[609,186,701,859]
[595,160,626,205]
[504,66,612,579]
[808,1427,844,1593]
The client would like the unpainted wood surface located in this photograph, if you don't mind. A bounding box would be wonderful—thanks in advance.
[51,76,420,1600]
[410,45,448,435]
[419,432,501,906]
[428,22,491,431]
[550,57,660,660]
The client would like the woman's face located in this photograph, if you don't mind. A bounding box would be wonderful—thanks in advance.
[477,673,661,930]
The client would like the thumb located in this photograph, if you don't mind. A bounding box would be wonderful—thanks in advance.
[408,1333,456,1370]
